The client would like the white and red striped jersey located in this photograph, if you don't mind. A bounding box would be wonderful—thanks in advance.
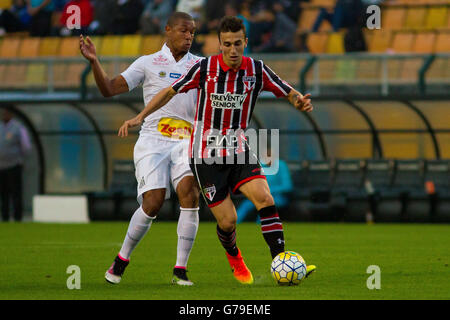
[172,54,293,159]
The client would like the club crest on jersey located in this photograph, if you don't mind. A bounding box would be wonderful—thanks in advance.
[243,76,256,90]
[210,92,247,109]
[203,185,216,201]
[159,71,166,78]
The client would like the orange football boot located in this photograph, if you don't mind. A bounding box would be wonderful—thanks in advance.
[225,249,254,284]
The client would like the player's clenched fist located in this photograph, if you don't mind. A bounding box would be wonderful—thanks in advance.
[118,117,143,137]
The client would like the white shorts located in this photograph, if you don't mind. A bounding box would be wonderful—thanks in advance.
[134,135,192,204]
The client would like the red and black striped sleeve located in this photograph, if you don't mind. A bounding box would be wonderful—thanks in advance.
[261,62,293,98]
[172,60,203,93]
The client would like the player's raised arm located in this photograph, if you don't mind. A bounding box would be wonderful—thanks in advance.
[259,61,313,112]
[286,89,313,112]
[79,35,129,97]
[118,86,177,137]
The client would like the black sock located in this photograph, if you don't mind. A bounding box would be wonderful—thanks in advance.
[216,225,239,256]
[259,205,285,259]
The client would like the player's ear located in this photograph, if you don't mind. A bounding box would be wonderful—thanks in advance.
[244,37,248,48]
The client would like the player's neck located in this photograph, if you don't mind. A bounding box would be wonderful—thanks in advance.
[167,43,187,62]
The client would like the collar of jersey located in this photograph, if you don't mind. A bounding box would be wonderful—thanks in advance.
[218,54,247,72]
[161,43,190,64]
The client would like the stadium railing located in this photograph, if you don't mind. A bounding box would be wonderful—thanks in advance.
[1,52,449,100]
[296,52,450,96]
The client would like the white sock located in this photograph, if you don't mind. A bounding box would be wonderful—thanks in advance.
[175,207,199,269]
[119,206,155,260]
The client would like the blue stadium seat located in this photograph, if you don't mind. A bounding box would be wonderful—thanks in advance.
[392,159,425,190]
[333,159,365,192]
[332,159,368,222]
[285,161,310,220]
[364,159,401,222]
[425,160,450,193]
[392,159,429,222]
[304,159,334,192]
[365,159,394,190]
[87,160,137,221]
[109,160,137,196]
[425,160,450,222]
[289,161,308,196]
[302,160,334,221]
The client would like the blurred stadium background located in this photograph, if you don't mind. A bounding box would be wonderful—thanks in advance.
[0,0,449,224]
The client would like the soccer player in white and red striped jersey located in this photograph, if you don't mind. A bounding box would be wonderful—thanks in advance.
[119,16,316,284]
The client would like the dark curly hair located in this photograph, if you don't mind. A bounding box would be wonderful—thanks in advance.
[218,16,247,41]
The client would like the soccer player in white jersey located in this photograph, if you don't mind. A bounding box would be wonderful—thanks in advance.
[79,12,201,286]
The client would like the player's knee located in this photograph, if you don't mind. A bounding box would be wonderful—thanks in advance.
[254,192,275,209]
[177,177,199,208]
[179,189,199,208]
[141,203,160,217]
[141,196,164,217]
[217,216,237,232]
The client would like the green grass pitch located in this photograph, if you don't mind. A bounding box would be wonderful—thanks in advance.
[0,221,449,300]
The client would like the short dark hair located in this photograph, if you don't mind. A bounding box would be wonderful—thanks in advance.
[218,16,246,40]
[167,12,194,27]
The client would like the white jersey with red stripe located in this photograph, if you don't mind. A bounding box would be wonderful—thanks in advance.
[121,43,201,140]
[171,54,293,159]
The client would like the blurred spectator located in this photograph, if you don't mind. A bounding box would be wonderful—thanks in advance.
[0,0,31,33]
[222,1,251,54]
[203,0,226,32]
[53,0,70,11]
[89,0,143,35]
[176,0,203,19]
[0,107,32,222]
[27,0,55,36]
[277,0,303,25]
[311,0,368,52]
[242,0,274,50]
[140,0,172,34]
[344,25,367,52]
[253,2,297,53]
[89,0,116,35]
[112,0,143,34]
[312,0,364,32]
[59,0,93,36]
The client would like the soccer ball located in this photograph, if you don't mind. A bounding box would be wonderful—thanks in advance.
[271,251,307,286]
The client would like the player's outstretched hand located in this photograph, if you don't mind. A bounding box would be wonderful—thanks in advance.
[79,35,97,63]
[294,93,313,112]
[118,117,143,137]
